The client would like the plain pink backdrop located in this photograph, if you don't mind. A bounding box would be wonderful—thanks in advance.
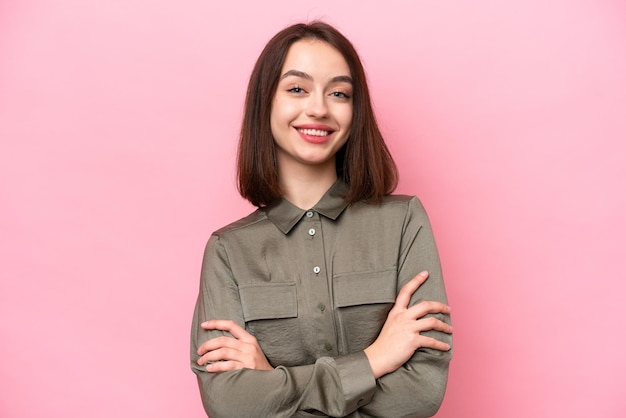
[1,1,625,417]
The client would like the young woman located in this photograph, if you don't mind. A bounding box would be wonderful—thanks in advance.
[191,21,453,418]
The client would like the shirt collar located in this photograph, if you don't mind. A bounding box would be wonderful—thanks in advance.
[264,180,349,234]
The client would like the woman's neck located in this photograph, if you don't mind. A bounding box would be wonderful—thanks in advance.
[279,160,338,210]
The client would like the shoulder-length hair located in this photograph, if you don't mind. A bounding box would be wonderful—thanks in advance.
[237,21,398,207]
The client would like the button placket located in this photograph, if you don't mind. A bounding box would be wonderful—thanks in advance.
[305,212,321,275]
[300,212,334,356]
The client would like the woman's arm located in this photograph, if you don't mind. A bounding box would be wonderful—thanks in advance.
[364,271,451,379]
[191,235,378,418]
[195,272,451,418]
[197,272,451,376]
[353,197,453,418]
[196,319,274,372]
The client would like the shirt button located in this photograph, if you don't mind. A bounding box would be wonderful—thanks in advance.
[313,266,321,274]
[306,211,314,218]
[317,303,326,312]
[324,343,333,351]
[308,228,316,236]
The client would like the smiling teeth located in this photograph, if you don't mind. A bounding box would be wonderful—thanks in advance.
[298,128,330,137]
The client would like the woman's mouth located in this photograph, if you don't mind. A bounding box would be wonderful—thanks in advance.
[297,128,332,137]
[296,127,334,144]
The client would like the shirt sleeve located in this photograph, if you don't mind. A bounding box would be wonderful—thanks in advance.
[350,197,452,418]
[190,235,377,418]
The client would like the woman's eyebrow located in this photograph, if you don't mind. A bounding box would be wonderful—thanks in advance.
[280,70,353,84]
[281,70,312,80]
[330,75,353,84]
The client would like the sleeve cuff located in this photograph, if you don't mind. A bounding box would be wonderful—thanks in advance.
[334,351,377,411]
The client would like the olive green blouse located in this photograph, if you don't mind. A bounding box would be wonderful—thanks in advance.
[190,181,452,417]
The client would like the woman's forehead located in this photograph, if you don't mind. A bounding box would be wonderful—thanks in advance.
[280,40,351,80]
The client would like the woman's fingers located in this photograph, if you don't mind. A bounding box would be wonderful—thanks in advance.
[197,320,274,371]
[204,360,240,372]
[197,338,261,367]
[415,316,453,335]
[394,271,429,309]
[393,272,452,325]
[415,335,452,352]
[407,300,451,320]
[198,347,241,366]
[364,272,452,378]
[197,335,242,356]
[200,319,256,342]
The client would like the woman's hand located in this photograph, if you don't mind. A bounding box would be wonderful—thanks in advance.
[197,320,274,372]
[364,271,452,379]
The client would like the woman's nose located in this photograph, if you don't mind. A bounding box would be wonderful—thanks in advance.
[305,93,328,118]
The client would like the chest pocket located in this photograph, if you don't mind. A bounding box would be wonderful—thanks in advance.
[238,282,297,321]
[238,282,304,367]
[333,269,397,351]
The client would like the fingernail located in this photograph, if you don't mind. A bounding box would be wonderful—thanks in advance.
[419,271,428,277]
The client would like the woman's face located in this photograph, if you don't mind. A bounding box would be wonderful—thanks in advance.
[270,39,353,174]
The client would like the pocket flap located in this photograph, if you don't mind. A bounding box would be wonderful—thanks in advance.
[238,282,297,322]
[334,269,397,308]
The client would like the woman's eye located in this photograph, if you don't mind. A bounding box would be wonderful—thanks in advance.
[288,86,305,94]
[331,91,350,99]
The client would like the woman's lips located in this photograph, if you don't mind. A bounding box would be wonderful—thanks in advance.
[294,125,335,144]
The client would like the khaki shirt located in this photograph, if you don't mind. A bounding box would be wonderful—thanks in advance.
[191,181,452,417]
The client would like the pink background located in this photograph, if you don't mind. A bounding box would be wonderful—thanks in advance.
[2,1,625,417]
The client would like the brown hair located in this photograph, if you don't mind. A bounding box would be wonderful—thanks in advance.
[237,21,398,207]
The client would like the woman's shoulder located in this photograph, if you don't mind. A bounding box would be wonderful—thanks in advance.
[362,193,429,217]
[211,208,268,238]
[374,193,424,210]
[381,193,417,204]
[345,193,426,217]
